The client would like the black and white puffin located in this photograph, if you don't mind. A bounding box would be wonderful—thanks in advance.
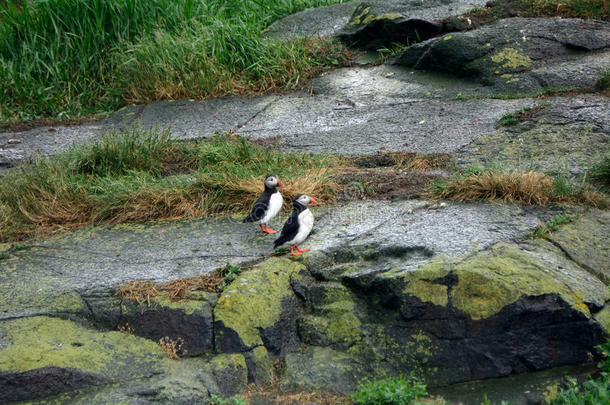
[243,174,284,233]
[273,194,317,256]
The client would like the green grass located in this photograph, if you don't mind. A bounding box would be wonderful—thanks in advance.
[497,113,518,127]
[0,0,351,124]
[589,154,610,189]
[0,126,340,242]
[526,213,579,239]
[352,373,445,405]
[524,0,610,20]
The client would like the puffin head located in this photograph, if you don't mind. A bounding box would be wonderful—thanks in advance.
[264,174,283,189]
[294,194,317,208]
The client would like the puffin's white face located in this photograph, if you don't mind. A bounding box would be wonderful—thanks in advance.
[295,194,317,207]
[264,175,283,188]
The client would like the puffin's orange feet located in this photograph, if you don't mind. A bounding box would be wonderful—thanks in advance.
[290,246,302,256]
[259,224,268,233]
[266,226,278,234]
[295,245,309,253]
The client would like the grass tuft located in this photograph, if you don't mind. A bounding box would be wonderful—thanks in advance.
[352,373,445,405]
[524,0,610,20]
[526,213,579,239]
[430,167,608,207]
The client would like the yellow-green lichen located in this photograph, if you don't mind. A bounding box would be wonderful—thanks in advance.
[0,316,168,377]
[210,353,246,373]
[543,382,560,404]
[450,243,600,320]
[214,257,305,348]
[349,6,371,25]
[491,47,532,70]
[594,306,610,334]
[154,291,215,315]
[443,35,453,41]
[404,280,448,307]
[251,346,274,384]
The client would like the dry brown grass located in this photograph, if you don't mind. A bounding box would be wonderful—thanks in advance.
[116,272,226,304]
[352,152,452,171]
[433,170,555,205]
[159,336,186,359]
[243,381,349,405]
[431,170,609,207]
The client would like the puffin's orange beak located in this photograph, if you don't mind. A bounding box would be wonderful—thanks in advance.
[278,179,284,187]
[309,197,318,205]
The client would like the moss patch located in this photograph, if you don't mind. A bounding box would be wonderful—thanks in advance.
[214,257,305,348]
[0,316,170,378]
[451,243,606,320]
[491,48,532,71]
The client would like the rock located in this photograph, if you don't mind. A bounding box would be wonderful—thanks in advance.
[545,210,610,283]
[392,18,610,94]
[264,0,488,43]
[282,347,358,393]
[278,211,610,391]
[456,96,610,175]
[214,257,304,353]
[0,367,108,403]
[209,353,248,397]
[0,316,214,402]
[263,1,361,40]
[90,293,217,357]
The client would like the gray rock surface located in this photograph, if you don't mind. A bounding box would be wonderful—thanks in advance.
[0,200,549,321]
[264,0,488,41]
[392,18,610,93]
[457,95,610,174]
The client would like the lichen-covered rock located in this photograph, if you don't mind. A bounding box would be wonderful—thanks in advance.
[264,0,487,43]
[545,210,610,284]
[283,211,609,391]
[393,18,610,93]
[209,353,248,397]
[214,257,305,353]
[89,292,217,357]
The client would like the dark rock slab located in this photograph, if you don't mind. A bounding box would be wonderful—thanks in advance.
[0,367,108,403]
[392,18,610,93]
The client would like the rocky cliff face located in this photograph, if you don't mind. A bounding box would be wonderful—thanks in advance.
[1,0,608,403]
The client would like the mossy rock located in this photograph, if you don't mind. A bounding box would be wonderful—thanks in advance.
[393,18,610,93]
[209,353,248,397]
[214,257,305,353]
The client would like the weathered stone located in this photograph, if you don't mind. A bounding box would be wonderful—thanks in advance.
[0,316,215,402]
[393,18,610,94]
[209,353,248,397]
[91,293,216,357]
[545,210,610,284]
[264,0,488,43]
[282,347,358,393]
[0,367,107,403]
[214,257,305,353]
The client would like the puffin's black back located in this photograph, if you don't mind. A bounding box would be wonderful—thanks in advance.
[273,199,306,247]
[243,184,277,223]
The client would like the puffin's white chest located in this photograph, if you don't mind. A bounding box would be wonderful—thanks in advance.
[261,191,283,224]
[290,209,314,245]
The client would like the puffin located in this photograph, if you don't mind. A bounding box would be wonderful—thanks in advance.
[243,174,284,233]
[274,194,317,256]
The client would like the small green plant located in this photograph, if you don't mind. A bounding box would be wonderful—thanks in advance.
[497,113,518,126]
[550,341,610,405]
[589,154,610,189]
[526,213,579,239]
[480,394,515,405]
[210,394,246,405]
[216,263,242,291]
[352,372,428,405]
[455,93,465,100]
